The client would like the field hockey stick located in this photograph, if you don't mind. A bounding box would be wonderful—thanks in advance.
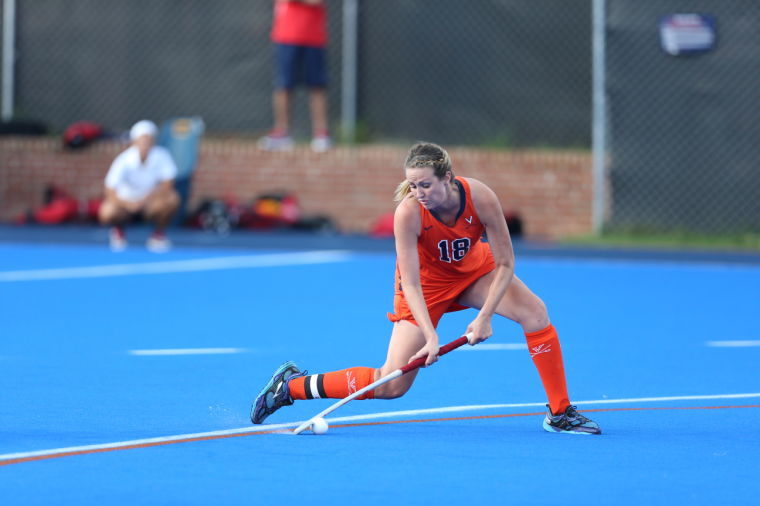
[292,332,474,434]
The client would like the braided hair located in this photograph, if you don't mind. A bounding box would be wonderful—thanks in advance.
[394,142,453,202]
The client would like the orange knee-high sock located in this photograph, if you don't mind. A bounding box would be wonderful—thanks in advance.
[525,324,570,415]
[288,367,376,401]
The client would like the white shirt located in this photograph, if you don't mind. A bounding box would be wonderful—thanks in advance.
[104,145,178,201]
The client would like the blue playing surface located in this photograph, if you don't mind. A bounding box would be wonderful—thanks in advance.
[1,235,758,505]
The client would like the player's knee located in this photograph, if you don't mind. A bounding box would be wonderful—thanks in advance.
[98,202,116,224]
[381,386,409,400]
[532,297,549,321]
[166,189,180,209]
[519,296,549,329]
[375,379,412,399]
[146,197,177,218]
[161,191,180,213]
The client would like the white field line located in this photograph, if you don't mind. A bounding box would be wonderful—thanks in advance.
[2,392,759,463]
[326,392,760,423]
[129,348,247,356]
[456,343,526,351]
[0,250,353,282]
[706,340,760,348]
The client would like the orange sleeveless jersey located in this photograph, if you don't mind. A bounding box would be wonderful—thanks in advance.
[388,177,496,327]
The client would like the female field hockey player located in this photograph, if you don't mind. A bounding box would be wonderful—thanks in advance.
[252,141,601,434]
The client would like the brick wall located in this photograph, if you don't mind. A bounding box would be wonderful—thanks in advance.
[0,137,592,238]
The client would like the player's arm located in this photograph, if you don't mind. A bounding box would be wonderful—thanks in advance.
[139,148,178,205]
[103,186,116,200]
[394,197,441,366]
[104,186,141,213]
[103,159,139,212]
[467,178,515,343]
[143,179,175,199]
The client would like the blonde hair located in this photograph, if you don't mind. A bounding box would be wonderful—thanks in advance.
[394,142,454,202]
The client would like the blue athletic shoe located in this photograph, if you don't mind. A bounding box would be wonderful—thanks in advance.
[250,361,306,424]
[542,405,602,435]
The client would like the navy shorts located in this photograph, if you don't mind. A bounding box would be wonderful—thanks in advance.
[274,43,328,89]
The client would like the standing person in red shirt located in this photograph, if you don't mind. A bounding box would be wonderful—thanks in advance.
[251,141,601,435]
[258,0,331,152]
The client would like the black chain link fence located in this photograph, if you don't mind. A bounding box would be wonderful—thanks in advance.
[605,0,760,233]
[5,0,590,148]
[11,0,336,136]
[3,1,758,235]
[357,0,590,147]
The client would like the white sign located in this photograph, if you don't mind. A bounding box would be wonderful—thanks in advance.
[659,14,716,56]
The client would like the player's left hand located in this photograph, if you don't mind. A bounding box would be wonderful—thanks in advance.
[409,340,440,367]
[466,318,493,345]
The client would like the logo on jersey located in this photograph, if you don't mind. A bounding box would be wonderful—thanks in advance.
[437,237,472,263]
[465,216,473,224]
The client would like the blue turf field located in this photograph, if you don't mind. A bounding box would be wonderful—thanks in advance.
[1,238,759,505]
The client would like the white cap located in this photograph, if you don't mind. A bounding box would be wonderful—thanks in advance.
[130,120,158,141]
